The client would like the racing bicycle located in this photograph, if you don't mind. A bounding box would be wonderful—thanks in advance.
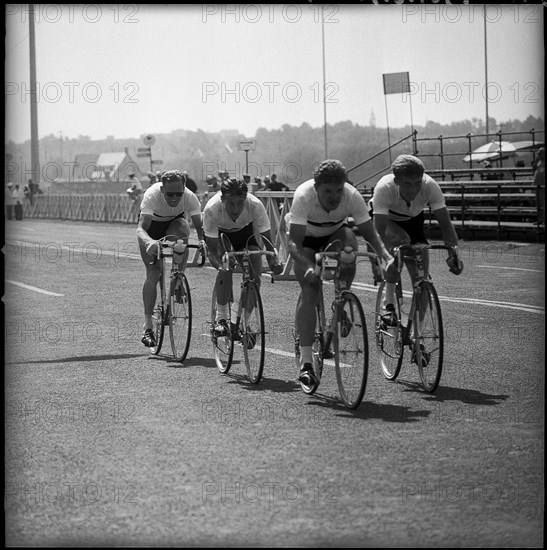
[375,243,458,392]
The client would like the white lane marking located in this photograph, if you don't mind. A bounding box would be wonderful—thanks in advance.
[350,282,544,315]
[5,280,64,296]
[476,265,544,273]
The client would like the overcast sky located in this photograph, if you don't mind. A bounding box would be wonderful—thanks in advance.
[5,3,545,144]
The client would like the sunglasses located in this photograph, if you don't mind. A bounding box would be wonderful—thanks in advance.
[166,192,184,197]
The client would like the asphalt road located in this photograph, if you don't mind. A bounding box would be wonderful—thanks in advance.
[4,219,544,547]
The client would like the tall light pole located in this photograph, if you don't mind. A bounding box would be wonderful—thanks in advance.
[483,5,489,137]
[321,5,328,159]
[29,4,40,184]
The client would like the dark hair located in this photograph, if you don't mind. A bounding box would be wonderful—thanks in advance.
[161,170,186,185]
[391,155,425,179]
[313,159,347,186]
[220,177,248,198]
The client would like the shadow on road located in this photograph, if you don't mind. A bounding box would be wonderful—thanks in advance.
[7,353,144,365]
[398,380,509,406]
[304,392,431,422]
[225,374,301,394]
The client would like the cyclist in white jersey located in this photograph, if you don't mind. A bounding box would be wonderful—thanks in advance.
[287,159,394,387]
[203,177,283,337]
[137,170,205,347]
[370,155,463,323]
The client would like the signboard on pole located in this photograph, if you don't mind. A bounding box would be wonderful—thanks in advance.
[237,139,256,151]
[143,135,156,146]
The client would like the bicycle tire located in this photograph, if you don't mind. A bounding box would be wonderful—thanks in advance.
[414,280,444,393]
[241,282,265,384]
[211,287,234,374]
[334,292,368,409]
[294,292,323,395]
[150,257,167,355]
[169,272,192,362]
[375,280,404,380]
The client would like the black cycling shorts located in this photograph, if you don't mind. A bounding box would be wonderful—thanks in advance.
[145,212,186,240]
[219,222,258,251]
[301,224,351,252]
[369,204,427,244]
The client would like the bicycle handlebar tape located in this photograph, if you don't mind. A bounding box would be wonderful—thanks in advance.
[216,267,234,305]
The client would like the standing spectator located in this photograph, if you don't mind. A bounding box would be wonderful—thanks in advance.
[533,147,545,224]
[265,173,290,209]
[13,183,25,220]
[254,177,263,192]
[263,175,271,189]
[207,175,220,193]
[126,172,143,202]
[5,182,15,220]
[183,171,199,194]
[242,173,254,193]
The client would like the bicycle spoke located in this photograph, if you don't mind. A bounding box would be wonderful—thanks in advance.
[169,272,192,362]
[375,281,404,380]
[335,293,368,409]
[415,282,443,392]
[211,288,234,374]
[242,284,265,384]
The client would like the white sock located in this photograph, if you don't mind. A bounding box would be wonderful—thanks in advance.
[216,303,228,321]
[300,346,313,367]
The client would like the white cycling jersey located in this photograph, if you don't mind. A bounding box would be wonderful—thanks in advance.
[371,174,446,221]
[140,182,201,222]
[203,191,271,239]
[288,179,370,237]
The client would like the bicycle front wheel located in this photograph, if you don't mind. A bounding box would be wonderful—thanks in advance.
[375,281,404,380]
[334,292,368,409]
[414,281,443,393]
[151,258,167,355]
[169,272,192,362]
[241,283,265,384]
[211,288,234,374]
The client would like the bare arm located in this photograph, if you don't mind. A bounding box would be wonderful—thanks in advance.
[190,213,205,242]
[356,219,392,263]
[136,213,156,252]
[204,236,223,270]
[287,223,315,273]
[432,207,459,250]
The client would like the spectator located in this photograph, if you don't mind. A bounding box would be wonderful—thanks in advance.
[264,173,290,209]
[218,170,230,184]
[207,174,220,194]
[263,175,271,189]
[5,182,15,220]
[533,147,545,224]
[183,171,199,194]
[242,173,254,193]
[13,183,25,220]
[254,177,263,191]
[126,172,143,202]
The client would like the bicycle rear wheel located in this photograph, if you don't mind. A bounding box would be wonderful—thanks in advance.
[169,272,192,362]
[150,257,167,355]
[414,281,443,393]
[334,292,368,409]
[294,293,323,395]
[211,287,234,374]
[375,280,404,380]
[241,283,265,384]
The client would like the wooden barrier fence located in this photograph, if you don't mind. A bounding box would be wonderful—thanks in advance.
[20,187,544,279]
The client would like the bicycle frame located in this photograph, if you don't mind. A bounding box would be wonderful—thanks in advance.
[386,242,455,392]
[149,235,202,361]
[296,239,382,408]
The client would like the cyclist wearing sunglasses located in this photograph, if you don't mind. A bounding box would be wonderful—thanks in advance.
[137,169,205,347]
